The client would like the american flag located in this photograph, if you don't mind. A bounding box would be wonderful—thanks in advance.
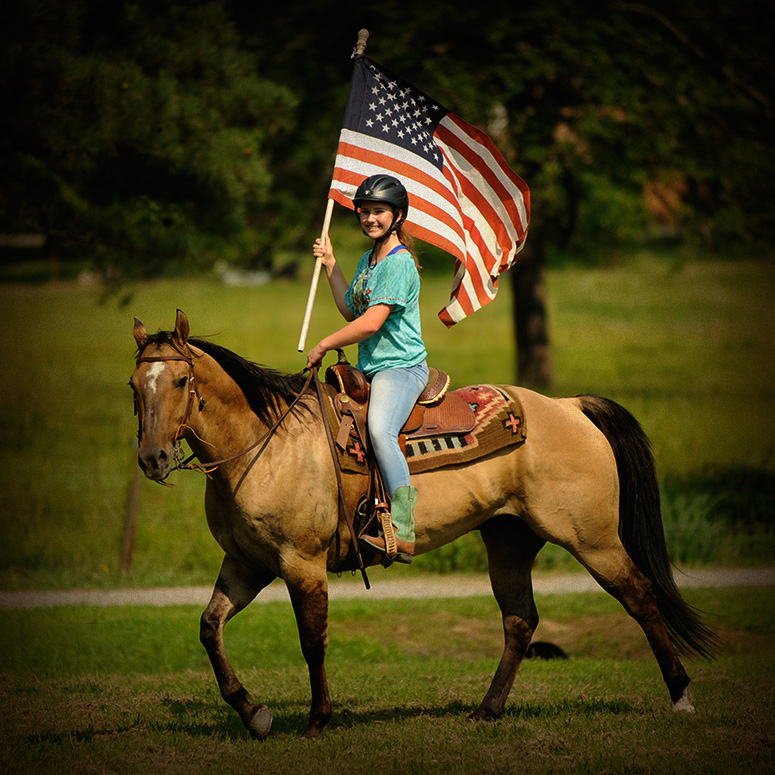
[329,55,530,326]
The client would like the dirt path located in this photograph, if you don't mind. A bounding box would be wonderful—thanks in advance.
[1,567,773,610]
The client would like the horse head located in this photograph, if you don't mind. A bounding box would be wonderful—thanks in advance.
[130,309,199,481]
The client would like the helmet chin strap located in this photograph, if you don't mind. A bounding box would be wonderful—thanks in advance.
[366,212,402,266]
[377,212,401,242]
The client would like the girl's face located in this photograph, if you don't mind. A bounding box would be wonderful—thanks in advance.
[358,202,399,240]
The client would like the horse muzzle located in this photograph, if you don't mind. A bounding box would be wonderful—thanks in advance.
[138,443,176,481]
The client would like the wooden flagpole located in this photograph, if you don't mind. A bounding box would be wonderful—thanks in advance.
[297,29,369,353]
[297,198,334,352]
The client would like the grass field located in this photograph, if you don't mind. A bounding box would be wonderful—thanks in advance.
[1,250,773,589]
[1,585,773,774]
[1,250,773,772]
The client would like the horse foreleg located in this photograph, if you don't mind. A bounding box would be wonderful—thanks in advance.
[200,556,276,739]
[284,561,332,738]
[471,516,545,721]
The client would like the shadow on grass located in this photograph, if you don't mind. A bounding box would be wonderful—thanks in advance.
[21,690,644,746]
[157,696,641,739]
[332,695,636,727]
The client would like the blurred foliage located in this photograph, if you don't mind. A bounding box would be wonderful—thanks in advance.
[0,0,296,274]
[0,0,772,276]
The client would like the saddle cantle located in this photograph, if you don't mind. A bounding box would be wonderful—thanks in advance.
[324,350,476,448]
[418,366,450,405]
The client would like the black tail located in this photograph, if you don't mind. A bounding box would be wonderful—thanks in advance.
[577,395,720,658]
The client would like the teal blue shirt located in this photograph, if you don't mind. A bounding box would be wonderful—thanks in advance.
[345,248,426,377]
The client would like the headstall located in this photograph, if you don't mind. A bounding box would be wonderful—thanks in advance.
[134,343,313,481]
[135,342,205,456]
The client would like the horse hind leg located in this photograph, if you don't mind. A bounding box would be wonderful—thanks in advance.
[200,557,276,739]
[574,544,695,712]
[470,516,546,721]
[572,392,717,710]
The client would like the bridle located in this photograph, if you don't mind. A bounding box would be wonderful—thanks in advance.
[134,341,314,481]
[135,340,204,456]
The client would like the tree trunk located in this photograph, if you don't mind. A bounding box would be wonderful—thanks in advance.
[509,215,554,390]
[46,234,61,282]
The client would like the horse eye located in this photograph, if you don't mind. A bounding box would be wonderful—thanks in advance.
[176,377,189,389]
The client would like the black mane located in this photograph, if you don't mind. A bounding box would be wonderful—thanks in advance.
[139,331,311,425]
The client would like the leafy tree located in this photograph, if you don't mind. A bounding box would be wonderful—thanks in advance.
[354,0,773,385]
[227,0,772,385]
[0,0,296,275]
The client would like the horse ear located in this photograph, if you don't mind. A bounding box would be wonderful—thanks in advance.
[174,309,190,345]
[133,317,148,348]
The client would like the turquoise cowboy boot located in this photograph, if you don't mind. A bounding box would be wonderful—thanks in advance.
[360,485,417,564]
[390,485,417,564]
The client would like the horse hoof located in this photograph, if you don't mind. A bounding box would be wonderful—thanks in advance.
[302,717,329,739]
[467,708,496,722]
[246,704,273,739]
[671,689,695,713]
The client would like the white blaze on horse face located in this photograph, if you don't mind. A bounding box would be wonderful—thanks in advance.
[145,361,166,395]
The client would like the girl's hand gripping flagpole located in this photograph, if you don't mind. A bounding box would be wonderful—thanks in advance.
[297,198,334,352]
[297,29,369,353]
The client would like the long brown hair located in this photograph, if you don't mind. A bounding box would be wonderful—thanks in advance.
[396,224,421,273]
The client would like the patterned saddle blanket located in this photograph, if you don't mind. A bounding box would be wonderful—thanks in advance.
[323,380,526,476]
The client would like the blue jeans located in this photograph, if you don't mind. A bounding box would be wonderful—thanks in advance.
[368,361,429,497]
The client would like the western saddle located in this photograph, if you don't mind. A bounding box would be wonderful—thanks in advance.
[324,350,476,456]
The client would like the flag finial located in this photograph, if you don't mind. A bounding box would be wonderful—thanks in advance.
[352,29,369,58]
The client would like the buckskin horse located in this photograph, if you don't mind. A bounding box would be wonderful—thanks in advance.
[129,309,717,740]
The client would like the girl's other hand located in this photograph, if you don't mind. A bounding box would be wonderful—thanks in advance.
[313,233,335,268]
[307,341,327,370]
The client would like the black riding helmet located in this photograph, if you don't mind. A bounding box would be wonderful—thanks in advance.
[352,174,409,237]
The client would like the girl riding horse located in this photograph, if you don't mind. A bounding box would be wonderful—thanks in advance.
[307,174,427,564]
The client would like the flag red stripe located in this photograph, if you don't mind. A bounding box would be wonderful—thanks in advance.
[332,139,459,214]
[438,158,502,308]
[332,161,465,258]
[436,124,527,253]
[333,138,499,311]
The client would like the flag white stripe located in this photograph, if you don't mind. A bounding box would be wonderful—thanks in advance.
[438,153,502,285]
[332,137,502,313]
[332,134,505,316]
[332,130,467,254]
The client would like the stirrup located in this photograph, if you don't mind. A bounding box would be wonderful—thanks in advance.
[358,501,397,562]
[359,508,399,560]
[358,533,414,565]
[380,508,398,561]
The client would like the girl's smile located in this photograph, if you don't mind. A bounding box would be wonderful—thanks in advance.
[358,203,396,239]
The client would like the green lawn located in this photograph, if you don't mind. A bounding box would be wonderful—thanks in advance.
[1,252,773,589]
[1,586,773,774]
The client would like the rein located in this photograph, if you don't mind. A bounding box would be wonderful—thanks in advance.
[311,366,370,589]
[179,367,315,476]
